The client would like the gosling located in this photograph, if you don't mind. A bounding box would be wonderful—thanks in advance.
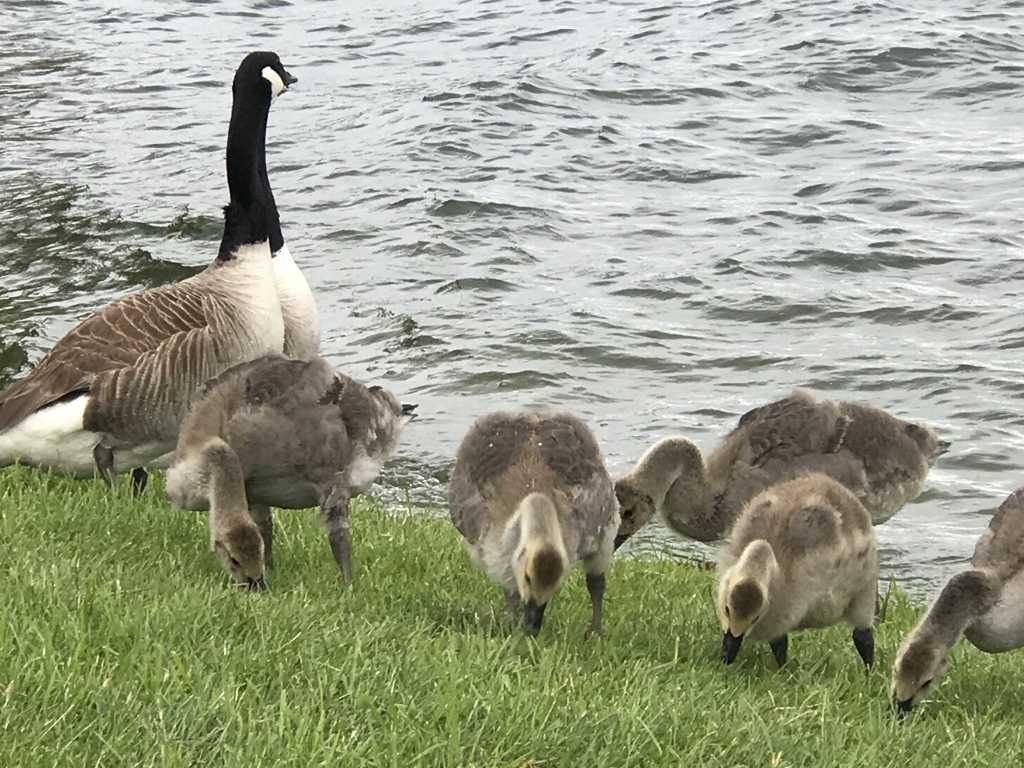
[166,355,415,584]
[717,473,878,668]
[448,410,620,637]
[891,485,1024,714]
[615,389,949,548]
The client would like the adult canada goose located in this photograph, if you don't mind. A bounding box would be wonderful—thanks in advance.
[0,51,296,491]
[891,486,1024,713]
[717,473,878,667]
[165,355,415,583]
[448,410,620,637]
[614,390,949,548]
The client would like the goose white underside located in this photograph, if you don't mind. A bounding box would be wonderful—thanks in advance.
[273,244,321,360]
[0,395,173,477]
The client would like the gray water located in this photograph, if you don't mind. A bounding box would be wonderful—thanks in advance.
[3,0,1024,597]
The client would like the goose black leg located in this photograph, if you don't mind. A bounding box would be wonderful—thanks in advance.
[130,468,148,496]
[93,445,119,489]
[769,635,789,667]
[584,571,606,637]
[852,626,874,667]
[322,480,352,583]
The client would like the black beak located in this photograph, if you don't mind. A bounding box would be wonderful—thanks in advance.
[523,598,547,636]
[247,575,267,592]
[282,69,298,87]
[402,403,418,417]
[613,533,629,551]
[894,695,914,716]
[720,630,743,664]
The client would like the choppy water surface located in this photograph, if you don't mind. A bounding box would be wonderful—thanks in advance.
[2,0,1024,596]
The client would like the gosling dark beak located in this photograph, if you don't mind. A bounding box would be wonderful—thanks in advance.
[282,69,298,87]
[247,575,267,592]
[895,695,914,716]
[523,598,547,636]
[720,630,743,664]
[402,403,418,417]
[613,533,629,551]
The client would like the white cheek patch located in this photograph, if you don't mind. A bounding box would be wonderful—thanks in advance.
[261,66,286,103]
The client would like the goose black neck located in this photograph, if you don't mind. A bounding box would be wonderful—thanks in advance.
[259,150,285,255]
[218,91,276,261]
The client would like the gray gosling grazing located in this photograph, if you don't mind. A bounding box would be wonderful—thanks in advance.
[615,389,949,549]
[165,355,415,584]
[891,486,1024,714]
[448,411,620,637]
[716,473,879,668]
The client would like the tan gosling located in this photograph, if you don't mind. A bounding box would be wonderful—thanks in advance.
[716,473,878,667]
[448,411,620,637]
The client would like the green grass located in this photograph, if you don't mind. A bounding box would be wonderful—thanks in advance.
[2,466,1024,767]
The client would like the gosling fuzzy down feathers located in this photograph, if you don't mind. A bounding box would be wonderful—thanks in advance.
[615,389,949,548]
[716,473,879,668]
[891,486,1024,713]
[448,410,620,637]
[166,355,415,584]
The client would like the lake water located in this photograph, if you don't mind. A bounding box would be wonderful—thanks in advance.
[3,0,1024,597]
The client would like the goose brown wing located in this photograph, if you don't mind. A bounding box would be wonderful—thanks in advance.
[0,277,214,433]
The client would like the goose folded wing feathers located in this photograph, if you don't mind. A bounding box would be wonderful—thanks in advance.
[0,280,215,433]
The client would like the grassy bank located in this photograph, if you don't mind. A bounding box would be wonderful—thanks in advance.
[1,466,1022,766]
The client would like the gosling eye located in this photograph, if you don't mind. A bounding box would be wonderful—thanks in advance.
[229,556,240,568]
[524,574,532,587]
[921,679,933,689]
[622,508,635,519]
[724,606,731,617]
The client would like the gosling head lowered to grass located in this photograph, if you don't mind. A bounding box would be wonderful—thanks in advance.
[717,542,774,664]
[613,435,708,550]
[199,439,267,591]
[891,486,1024,714]
[448,410,619,638]
[715,473,878,668]
[212,521,267,592]
[513,493,570,635]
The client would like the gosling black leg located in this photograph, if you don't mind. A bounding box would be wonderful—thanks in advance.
[130,468,148,496]
[769,635,789,667]
[853,626,874,667]
[322,481,352,583]
[584,571,607,637]
[249,503,274,570]
[93,444,119,489]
